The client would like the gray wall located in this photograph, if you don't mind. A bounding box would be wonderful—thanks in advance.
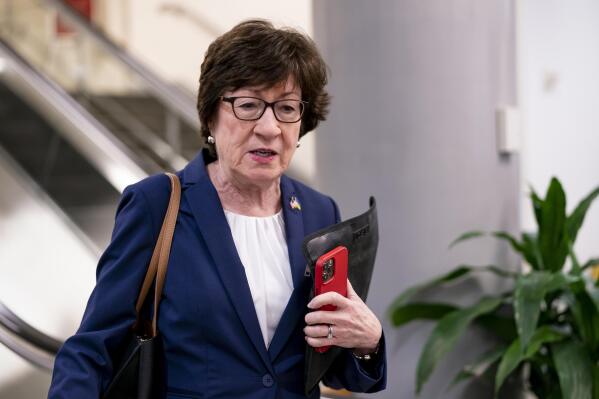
[313,2,520,398]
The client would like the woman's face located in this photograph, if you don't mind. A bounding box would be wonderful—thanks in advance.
[210,76,302,187]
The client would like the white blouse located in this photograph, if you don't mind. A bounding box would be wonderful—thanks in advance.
[224,209,294,348]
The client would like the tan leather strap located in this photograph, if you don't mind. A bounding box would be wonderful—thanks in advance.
[134,173,181,337]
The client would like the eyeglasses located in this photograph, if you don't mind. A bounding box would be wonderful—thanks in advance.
[220,96,307,123]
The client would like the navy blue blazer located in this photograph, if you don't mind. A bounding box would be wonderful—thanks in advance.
[48,151,386,399]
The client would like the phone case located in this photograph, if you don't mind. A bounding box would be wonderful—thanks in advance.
[313,246,348,353]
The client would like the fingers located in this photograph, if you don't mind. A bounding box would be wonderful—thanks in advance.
[346,279,358,299]
[303,324,329,338]
[304,324,355,349]
[308,280,361,310]
[305,309,344,326]
[304,279,380,350]
[305,336,334,348]
[307,290,348,310]
[304,324,338,348]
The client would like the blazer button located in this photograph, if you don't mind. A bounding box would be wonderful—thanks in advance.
[262,373,274,387]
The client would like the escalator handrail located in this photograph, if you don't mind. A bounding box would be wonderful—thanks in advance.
[45,0,200,130]
[0,302,63,355]
[0,38,150,192]
[0,327,55,371]
[5,0,314,184]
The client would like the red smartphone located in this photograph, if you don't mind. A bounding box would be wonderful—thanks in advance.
[313,245,348,353]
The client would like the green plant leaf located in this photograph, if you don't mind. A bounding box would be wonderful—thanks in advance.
[390,303,458,327]
[478,265,518,278]
[582,258,599,271]
[476,313,517,342]
[390,302,518,341]
[521,232,544,270]
[583,276,599,314]
[492,231,526,254]
[449,231,486,248]
[450,229,542,272]
[493,231,546,270]
[531,187,544,227]
[592,364,599,399]
[569,241,583,274]
[415,296,503,394]
[565,288,599,353]
[450,346,505,387]
[538,178,569,272]
[514,271,570,349]
[389,266,470,310]
[388,265,513,312]
[551,341,593,399]
[452,229,539,272]
[495,326,565,393]
[567,185,599,244]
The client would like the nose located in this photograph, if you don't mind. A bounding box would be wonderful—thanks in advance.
[253,106,281,139]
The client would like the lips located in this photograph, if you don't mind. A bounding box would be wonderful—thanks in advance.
[249,148,278,157]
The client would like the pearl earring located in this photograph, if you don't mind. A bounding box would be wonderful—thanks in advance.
[207,136,215,144]
[296,142,301,148]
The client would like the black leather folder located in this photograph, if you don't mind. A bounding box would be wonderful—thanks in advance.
[302,197,379,396]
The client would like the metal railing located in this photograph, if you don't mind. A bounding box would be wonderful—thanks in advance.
[45,0,199,130]
[0,145,91,371]
[0,325,56,371]
[0,302,62,357]
[0,38,150,192]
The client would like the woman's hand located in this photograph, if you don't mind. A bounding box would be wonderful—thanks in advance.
[304,280,382,354]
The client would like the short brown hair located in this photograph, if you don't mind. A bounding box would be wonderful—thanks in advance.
[197,19,330,156]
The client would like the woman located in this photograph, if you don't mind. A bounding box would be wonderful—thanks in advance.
[48,20,386,398]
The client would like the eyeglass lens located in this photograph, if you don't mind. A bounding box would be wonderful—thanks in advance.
[232,97,303,122]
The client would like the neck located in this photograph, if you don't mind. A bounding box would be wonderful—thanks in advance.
[207,161,282,217]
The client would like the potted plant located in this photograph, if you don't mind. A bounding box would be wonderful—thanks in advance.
[389,177,599,398]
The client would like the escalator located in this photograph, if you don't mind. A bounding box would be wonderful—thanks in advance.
[0,2,322,398]
[0,77,122,250]
[0,0,202,394]
[0,0,205,247]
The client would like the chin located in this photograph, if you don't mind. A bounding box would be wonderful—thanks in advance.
[244,167,284,185]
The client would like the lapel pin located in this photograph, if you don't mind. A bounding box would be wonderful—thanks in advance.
[289,196,302,211]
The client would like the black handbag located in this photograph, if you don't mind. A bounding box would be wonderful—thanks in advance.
[102,173,181,399]
[302,197,379,396]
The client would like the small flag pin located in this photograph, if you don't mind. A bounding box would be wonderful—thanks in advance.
[289,196,302,211]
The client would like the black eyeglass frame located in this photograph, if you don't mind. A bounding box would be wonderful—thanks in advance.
[220,96,308,123]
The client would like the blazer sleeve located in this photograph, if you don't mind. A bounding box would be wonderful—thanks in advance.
[321,197,388,393]
[322,333,387,392]
[48,185,157,399]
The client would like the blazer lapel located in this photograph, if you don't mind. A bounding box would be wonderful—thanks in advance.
[279,175,308,290]
[182,153,273,374]
[268,176,311,360]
